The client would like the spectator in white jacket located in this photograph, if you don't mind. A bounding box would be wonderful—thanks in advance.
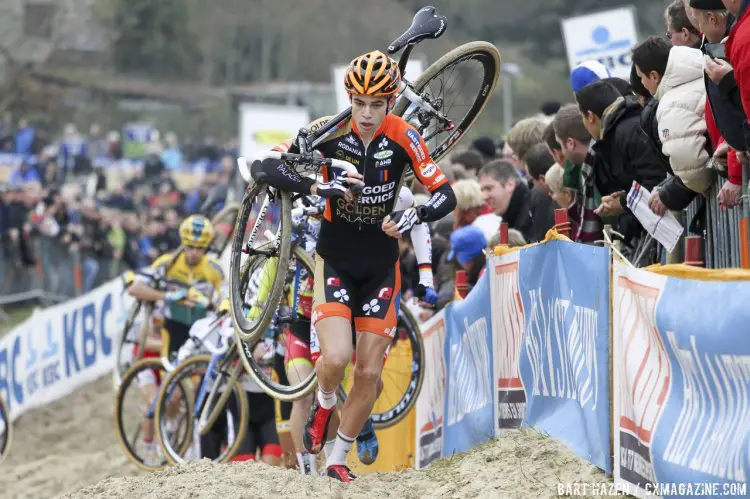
[633,37,713,202]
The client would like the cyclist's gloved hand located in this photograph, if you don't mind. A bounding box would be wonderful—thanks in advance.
[414,283,437,308]
[187,288,211,308]
[387,207,420,235]
[315,176,351,199]
[165,288,188,303]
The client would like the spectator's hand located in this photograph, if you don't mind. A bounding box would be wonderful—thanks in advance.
[718,181,742,210]
[419,308,435,322]
[738,151,750,168]
[414,283,438,308]
[704,55,733,84]
[9,228,19,242]
[648,190,668,216]
[594,192,625,217]
[22,223,32,235]
[713,141,729,168]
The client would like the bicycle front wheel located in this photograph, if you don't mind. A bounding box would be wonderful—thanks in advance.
[0,395,11,464]
[114,358,191,471]
[238,245,318,402]
[338,302,425,429]
[230,182,292,342]
[393,41,501,164]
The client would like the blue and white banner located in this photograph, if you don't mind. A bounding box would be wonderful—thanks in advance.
[613,262,750,498]
[0,278,129,420]
[517,241,611,472]
[441,271,494,456]
[415,310,448,469]
[489,250,526,432]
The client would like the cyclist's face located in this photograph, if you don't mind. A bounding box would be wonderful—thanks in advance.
[184,246,207,265]
[351,95,390,135]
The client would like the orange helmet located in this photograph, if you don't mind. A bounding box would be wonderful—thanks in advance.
[344,50,402,97]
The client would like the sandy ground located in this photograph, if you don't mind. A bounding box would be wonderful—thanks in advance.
[57,414,610,499]
[1,373,615,499]
[2,310,615,499]
[0,376,146,499]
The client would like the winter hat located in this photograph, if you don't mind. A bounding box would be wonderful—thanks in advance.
[689,0,725,10]
[471,136,497,159]
[570,61,612,93]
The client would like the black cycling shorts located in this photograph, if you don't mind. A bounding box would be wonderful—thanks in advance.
[162,319,191,358]
[312,254,401,339]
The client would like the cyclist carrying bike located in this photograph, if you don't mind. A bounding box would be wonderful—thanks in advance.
[127,215,224,460]
[255,50,456,482]
[282,189,436,475]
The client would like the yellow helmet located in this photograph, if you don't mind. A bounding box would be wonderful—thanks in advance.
[179,215,215,249]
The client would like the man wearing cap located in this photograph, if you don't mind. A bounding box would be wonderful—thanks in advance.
[448,225,487,293]
[570,61,612,94]
[693,0,747,208]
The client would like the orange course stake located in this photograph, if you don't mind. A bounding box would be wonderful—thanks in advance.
[455,270,469,299]
[739,216,749,269]
[684,235,705,267]
[499,222,509,245]
[553,208,571,238]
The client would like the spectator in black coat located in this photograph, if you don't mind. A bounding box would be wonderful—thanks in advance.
[522,143,559,242]
[576,81,668,208]
[478,160,535,242]
[576,80,669,240]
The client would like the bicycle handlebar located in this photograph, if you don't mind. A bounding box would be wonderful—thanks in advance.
[237,152,358,185]
[258,150,358,174]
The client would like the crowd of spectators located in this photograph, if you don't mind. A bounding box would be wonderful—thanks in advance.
[398,0,750,311]
[1,122,245,293]
[5,0,748,308]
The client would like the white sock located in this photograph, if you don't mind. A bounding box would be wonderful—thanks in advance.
[296,451,316,475]
[326,432,355,467]
[317,387,337,410]
[323,438,336,459]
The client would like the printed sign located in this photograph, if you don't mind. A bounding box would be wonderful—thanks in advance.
[561,6,639,79]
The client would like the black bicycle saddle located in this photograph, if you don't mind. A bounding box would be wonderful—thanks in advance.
[387,6,447,54]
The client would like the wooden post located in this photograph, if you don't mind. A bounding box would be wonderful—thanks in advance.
[499,222,509,245]
[554,208,571,238]
[684,235,705,267]
[455,270,469,298]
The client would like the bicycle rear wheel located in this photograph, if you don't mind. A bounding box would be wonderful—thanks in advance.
[0,395,11,464]
[230,182,292,342]
[238,245,318,402]
[338,302,424,429]
[155,355,248,465]
[114,358,191,471]
[393,41,501,164]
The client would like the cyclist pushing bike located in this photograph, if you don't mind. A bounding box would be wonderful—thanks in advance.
[254,50,456,482]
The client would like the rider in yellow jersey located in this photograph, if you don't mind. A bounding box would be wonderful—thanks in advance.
[127,215,224,460]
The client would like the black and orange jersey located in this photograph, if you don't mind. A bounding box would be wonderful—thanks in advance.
[287,114,449,269]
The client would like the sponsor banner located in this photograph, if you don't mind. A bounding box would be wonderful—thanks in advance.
[489,250,526,432]
[517,241,611,472]
[414,310,448,469]
[613,262,750,498]
[442,271,494,456]
[560,6,639,79]
[239,103,310,162]
[0,278,129,420]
